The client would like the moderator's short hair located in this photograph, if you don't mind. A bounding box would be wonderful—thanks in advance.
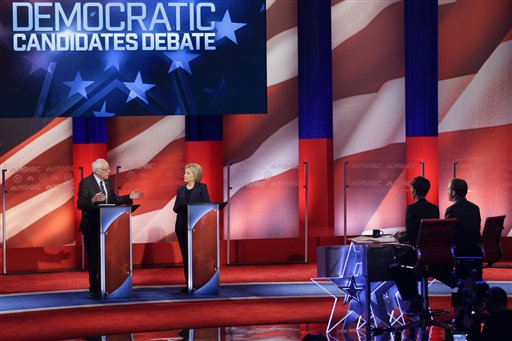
[186,163,203,182]
[449,178,468,198]
[410,176,431,197]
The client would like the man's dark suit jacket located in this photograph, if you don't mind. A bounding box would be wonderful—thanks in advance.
[77,173,132,233]
[399,197,440,245]
[77,173,133,293]
[445,197,481,250]
[173,182,210,233]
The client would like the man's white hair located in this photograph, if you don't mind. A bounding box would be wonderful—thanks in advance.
[92,158,107,172]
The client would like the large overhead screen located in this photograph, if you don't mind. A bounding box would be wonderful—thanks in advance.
[0,1,266,117]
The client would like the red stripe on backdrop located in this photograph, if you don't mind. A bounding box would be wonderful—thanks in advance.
[0,118,67,164]
[227,169,299,240]
[266,0,297,41]
[115,138,184,216]
[333,143,407,235]
[504,28,512,43]
[3,138,73,209]
[332,1,404,100]
[72,144,107,180]
[185,141,224,204]
[224,78,298,163]
[299,138,334,237]
[438,0,512,80]
[405,136,439,206]
[107,116,168,149]
[7,199,76,248]
[72,143,107,230]
[438,125,512,230]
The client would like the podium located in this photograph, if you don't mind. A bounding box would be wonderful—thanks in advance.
[187,202,226,295]
[99,204,138,299]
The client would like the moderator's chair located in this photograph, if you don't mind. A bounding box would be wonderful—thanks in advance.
[415,218,457,309]
[394,218,458,340]
[481,215,506,268]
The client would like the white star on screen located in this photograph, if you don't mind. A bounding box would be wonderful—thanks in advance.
[215,10,247,44]
[63,72,94,98]
[104,53,122,71]
[165,51,200,74]
[93,101,116,117]
[123,72,156,104]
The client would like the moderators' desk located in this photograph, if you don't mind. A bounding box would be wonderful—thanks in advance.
[312,238,408,337]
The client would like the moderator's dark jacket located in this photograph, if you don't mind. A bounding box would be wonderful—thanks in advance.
[77,173,132,233]
[173,182,210,233]
[445,197,481,247]
[401,197,440,245]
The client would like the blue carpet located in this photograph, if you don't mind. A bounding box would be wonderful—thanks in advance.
[1,281,510,314]
[0,282,329,313]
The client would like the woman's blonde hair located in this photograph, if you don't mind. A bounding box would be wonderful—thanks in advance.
[185,163,203,182]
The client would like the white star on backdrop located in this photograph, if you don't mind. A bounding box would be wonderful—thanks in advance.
[93,101,116,117]
[104,53,122,71]
[25,55,54,75]
[165,51,200,74]
[63,72,94,98]
[204,79,230,108]
[123,72,156,104]
[215,10,247,44]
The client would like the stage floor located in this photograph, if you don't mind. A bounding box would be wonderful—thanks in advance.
[1,263,511,340]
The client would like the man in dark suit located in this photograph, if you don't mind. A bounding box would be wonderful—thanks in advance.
[173,163,210,291]
[395,176,440,245]
[390,176,440,312]
[445,178,482,256]
[77,158,143,298]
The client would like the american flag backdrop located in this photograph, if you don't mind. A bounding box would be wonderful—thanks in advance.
[1,0,511,271]
[225,0,511,238]
[436,0,512,223]
[223,0,299,240]
[329,0,512,234]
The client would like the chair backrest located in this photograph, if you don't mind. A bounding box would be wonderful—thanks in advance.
[481,215,506,266]
[416,218,457,269]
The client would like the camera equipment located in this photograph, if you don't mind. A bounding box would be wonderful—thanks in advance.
[451,255,488,341]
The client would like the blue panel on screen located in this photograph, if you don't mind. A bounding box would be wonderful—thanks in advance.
[0,0,266,117]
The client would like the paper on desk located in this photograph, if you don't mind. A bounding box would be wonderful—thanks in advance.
[349,235,397,243]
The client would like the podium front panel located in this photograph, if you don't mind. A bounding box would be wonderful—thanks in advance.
[188,203,220,295]
[100,206,132,299]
